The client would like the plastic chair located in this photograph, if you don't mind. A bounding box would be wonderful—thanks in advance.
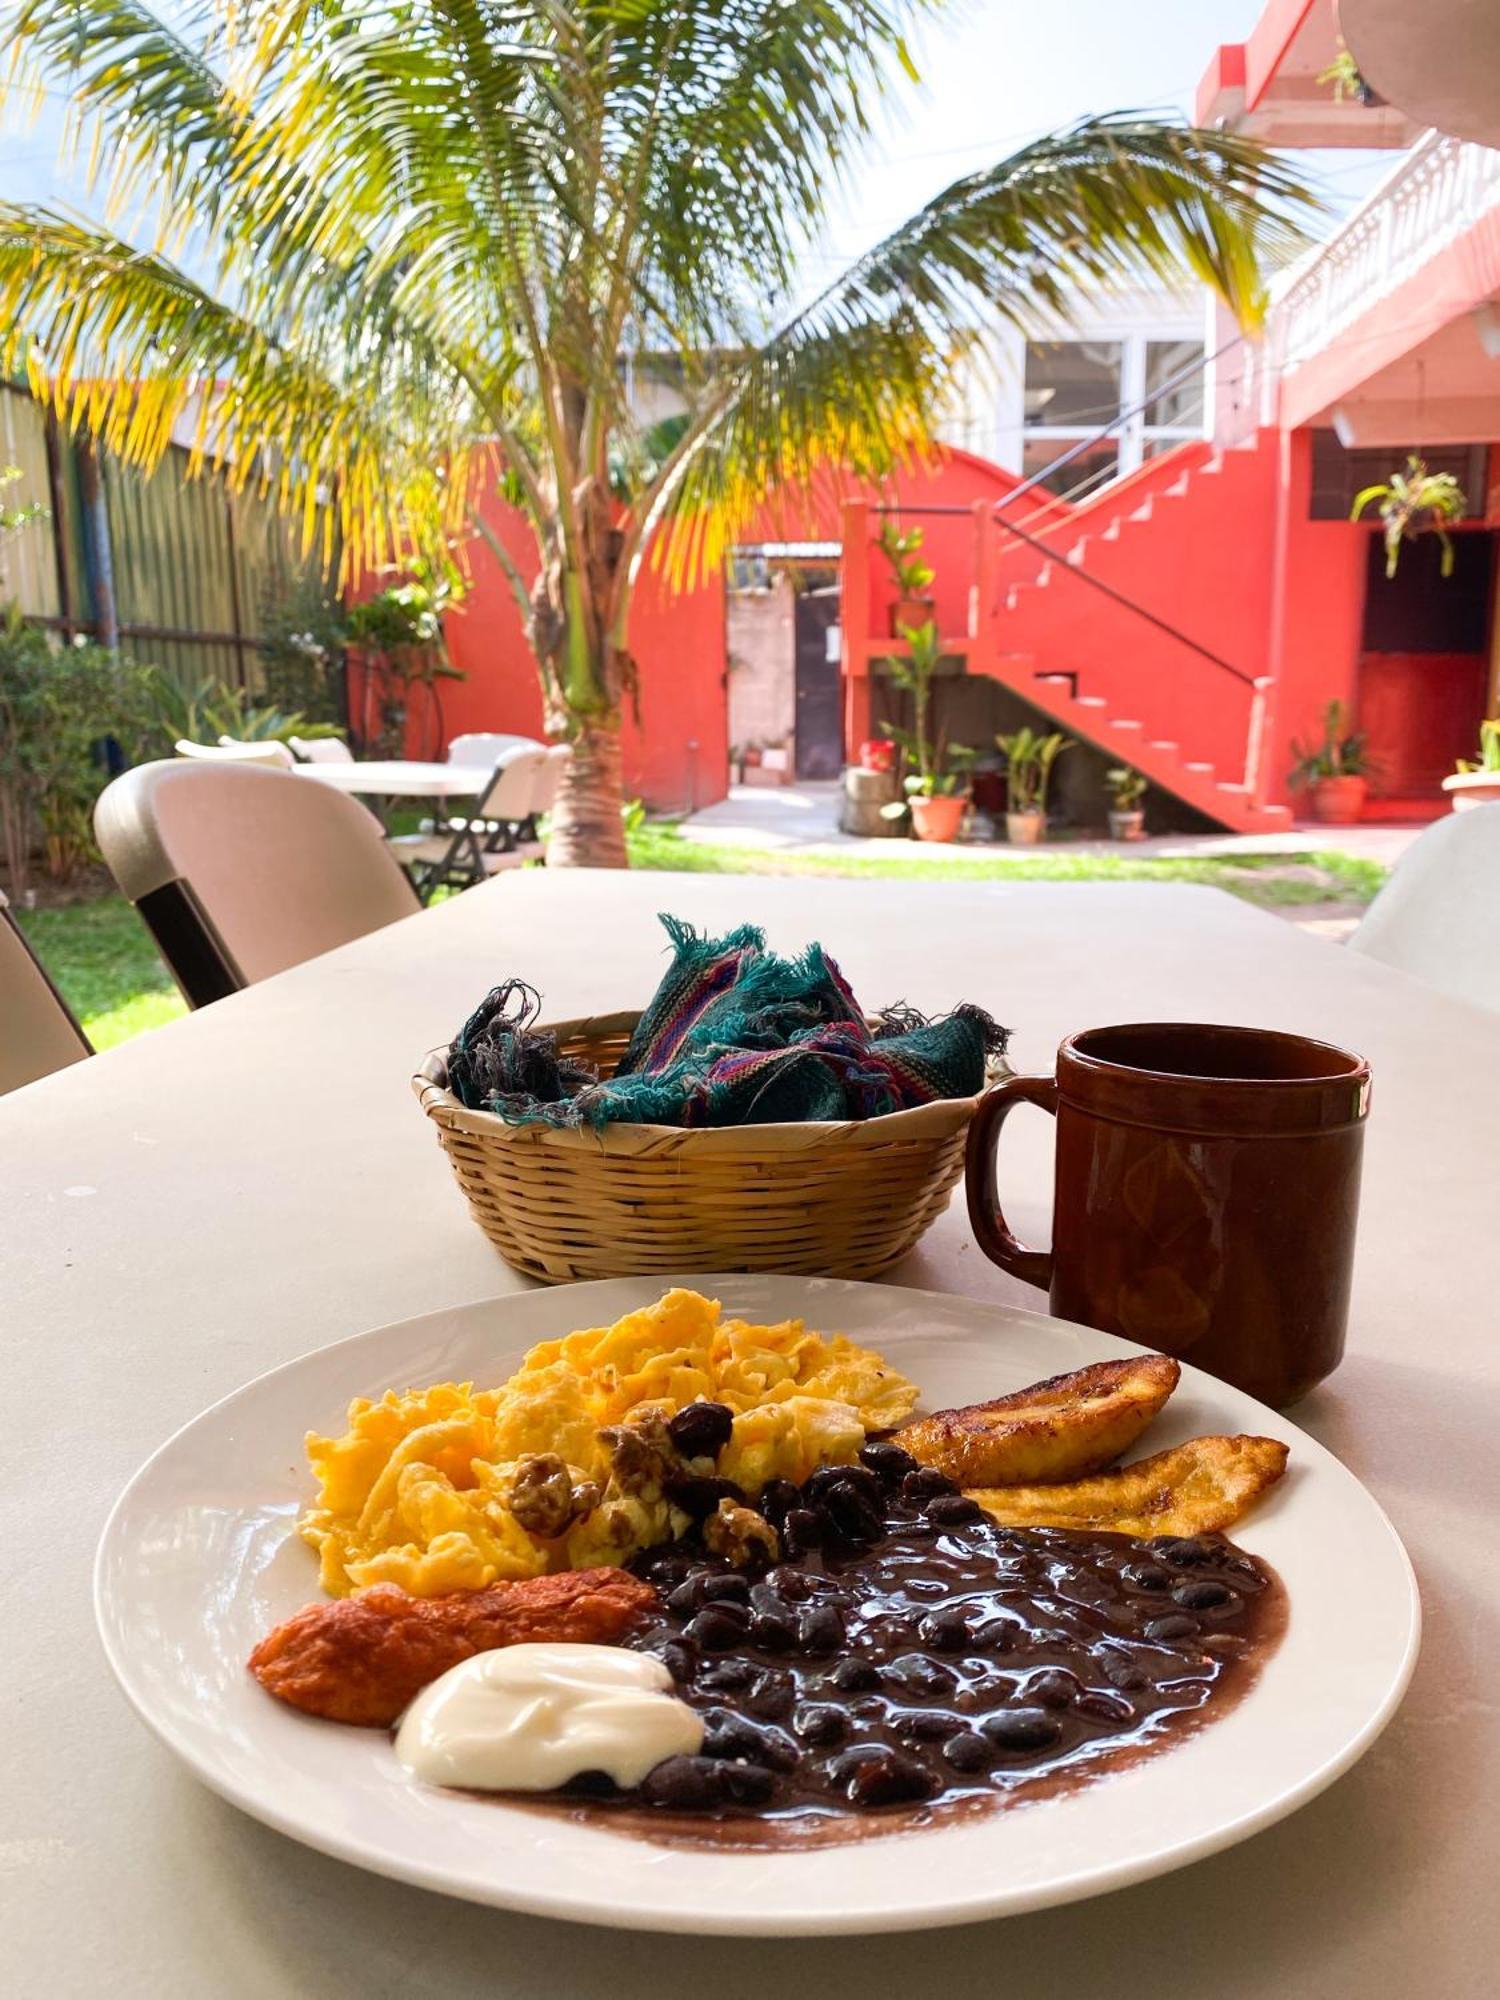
[388,746,550,899]
[1348,803,1500,1014]
[95,759,421,1006]
[527,742,571,824]
[446,731,545,766]
[0,889,90,1094]
[174,737,296,769]
[289,735,354,764]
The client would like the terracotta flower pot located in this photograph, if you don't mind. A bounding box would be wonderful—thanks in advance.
[1108,808,1146,842]
[1308,776,1367,825]
[1006,809,1046,846]
[910,793,966,843]
[890,597,936,637]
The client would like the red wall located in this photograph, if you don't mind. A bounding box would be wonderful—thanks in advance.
[437,450,1041,812]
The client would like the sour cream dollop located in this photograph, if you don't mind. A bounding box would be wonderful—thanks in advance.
[394,1643,704,1793]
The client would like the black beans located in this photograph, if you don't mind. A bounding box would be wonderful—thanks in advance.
[1095,1647,1149,1691]
[892,1707,964,1744]
[639,1755,731,1811]
[926,1495,984,1529]
[1075,1690,1135,1725]
[902,1467,959,1502]
[1025,1668,1082,1710]
[657,1641,696,1683]
[832,1745,938,1807]
[918,1609,973,1652]
[701,1709,799,1772]
[697,1658,756,1694]
[684,1603,751,1651]
[766,1564,816,1602]
[701,1572,750,1604]
[805,1463,883,1507]
[824,1480,884,1543]
[749,1609,798,1652]
[859,1440,918,1483]
[883,1652,958,1699]
[667,1474,745,1522]
[1143,1613,1201,1643]
[798,1604,846,1655]
[1126,1565,1172,1593]
[982,1707,1062,1753]
[667,1400,735,1461]
[1173,1580,1235,1611]
[717,1761,776,1807]
[794,1702,849,1748]
[1150,1535,1218,1567]
[758,1479,800,1530]
[942,1730,993,1773]
[829,1656,880,1693]
[666,1576,707,1616]
[782,1508,827,1557]
[744,1668,796,1719]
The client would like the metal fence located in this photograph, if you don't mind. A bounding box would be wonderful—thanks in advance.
[0,381,327,689]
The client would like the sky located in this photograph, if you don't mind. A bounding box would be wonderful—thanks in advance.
[0,0,1394,287]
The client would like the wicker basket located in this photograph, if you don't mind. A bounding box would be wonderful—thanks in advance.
[413,1008,991,1284]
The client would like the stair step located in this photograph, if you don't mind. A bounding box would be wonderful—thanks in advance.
[1147,740,1178,752]
[1101,521,1121,542]
[1035,673,1073,685]
[1215,782,1252,794]
[1182,761,1214,773]
[1109,719,1144,731]
[1129,502,1154,523]
[1064,543,1088,567]
[1076,695,1108,709]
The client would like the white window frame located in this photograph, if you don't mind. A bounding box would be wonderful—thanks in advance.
[1019,322,1207,495]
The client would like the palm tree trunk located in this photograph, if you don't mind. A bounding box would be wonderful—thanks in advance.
[547,715,628,868]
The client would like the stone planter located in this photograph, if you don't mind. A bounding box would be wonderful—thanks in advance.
[910,793,966,843]
[1108,808,1146,842]
[1307,776,1367,825]
[840,764,901,837]
[1006,809,1046,846]
[1442,770,1500,812]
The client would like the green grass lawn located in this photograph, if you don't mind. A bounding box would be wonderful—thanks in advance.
[16,830,1386,1054]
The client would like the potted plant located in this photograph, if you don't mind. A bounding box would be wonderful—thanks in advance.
[877,520,936,637]
[997,727,1071,844]
[1351,456,1467,579]
[877,621,973,841]
[1443,718,1500,811]
[1318,43,1385,108]
[1105,765,1148,841]
[1289,700,1374,823]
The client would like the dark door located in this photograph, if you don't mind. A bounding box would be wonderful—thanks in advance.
[794,583,844,779]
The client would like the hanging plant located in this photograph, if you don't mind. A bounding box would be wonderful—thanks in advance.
[1351,455,1467,579]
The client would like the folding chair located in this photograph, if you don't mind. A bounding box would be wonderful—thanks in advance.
[0,890,91,1094]
[388,745,549,900]
[289,735,354,764]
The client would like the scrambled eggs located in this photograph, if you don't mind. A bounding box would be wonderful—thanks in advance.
[300,1287,918,1597]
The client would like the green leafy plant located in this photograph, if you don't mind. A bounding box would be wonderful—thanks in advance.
[1456,717,1500,775]
[878,621,973,816]
[1352,456,1467,578]
[998,728,1071,815]
[134,668,339,753]
[259,574,349,726]
[1106,765,1147,810]
[1317,45,1377,105]
[347,563,466,758]
[1289,701,1374,787]
[0,0,1318,868]
[876,520,936,601]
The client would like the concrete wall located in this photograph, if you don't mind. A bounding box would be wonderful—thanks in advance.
[725,576,796,759]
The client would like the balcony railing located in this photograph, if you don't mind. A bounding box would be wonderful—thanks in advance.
[1236,130,1500,427]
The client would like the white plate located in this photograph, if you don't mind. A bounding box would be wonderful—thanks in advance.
[95,1275,1419,1935]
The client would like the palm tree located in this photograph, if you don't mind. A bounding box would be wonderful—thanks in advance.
[0,2,1313,866]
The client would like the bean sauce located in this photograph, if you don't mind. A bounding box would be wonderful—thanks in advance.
[539,1447,1285,1847]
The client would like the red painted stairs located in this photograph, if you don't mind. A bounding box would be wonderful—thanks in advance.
[978,436,1291,834]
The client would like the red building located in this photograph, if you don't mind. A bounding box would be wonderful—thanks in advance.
[445,0,1500,830]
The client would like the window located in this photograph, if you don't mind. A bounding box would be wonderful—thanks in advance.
[1023,342,1123,430]
[1018,332,1205,499]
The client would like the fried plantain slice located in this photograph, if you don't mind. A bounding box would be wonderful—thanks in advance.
[895,1353,1180,1488]
[967,1434,1289,1538]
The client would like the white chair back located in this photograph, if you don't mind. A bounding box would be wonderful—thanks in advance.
[476,745,550,821]
[289,735,353,764]
[528,742,571,818]
[1349,803,1500,1013]
[447,731,545,767]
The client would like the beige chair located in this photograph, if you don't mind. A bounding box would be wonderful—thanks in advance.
[95,759,421,1006]
[389,745,550,899]
[447,730,545,766]
[528,742,572,826]
[289,735,353,764]
[174,737,296,769]
[0,890,91,1094]
[1348,804,1500,1014]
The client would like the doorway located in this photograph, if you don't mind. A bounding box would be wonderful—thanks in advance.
[1357,529,1494,807]
[793,583,844,779]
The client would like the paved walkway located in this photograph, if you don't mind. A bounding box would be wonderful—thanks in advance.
[678,783,1422,867]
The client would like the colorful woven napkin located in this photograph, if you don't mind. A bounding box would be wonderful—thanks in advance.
[447,915,1008,1129]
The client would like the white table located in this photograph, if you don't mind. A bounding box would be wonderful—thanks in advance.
[4,873,1496,1997]
[299,758,491,799]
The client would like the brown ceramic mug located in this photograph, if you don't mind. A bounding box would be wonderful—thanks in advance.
[965,1023,1372,1406]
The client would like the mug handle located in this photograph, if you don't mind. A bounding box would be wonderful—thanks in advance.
[964,1075,1058,1290]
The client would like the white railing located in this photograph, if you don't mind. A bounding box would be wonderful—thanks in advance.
[1238,131,1500,425]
